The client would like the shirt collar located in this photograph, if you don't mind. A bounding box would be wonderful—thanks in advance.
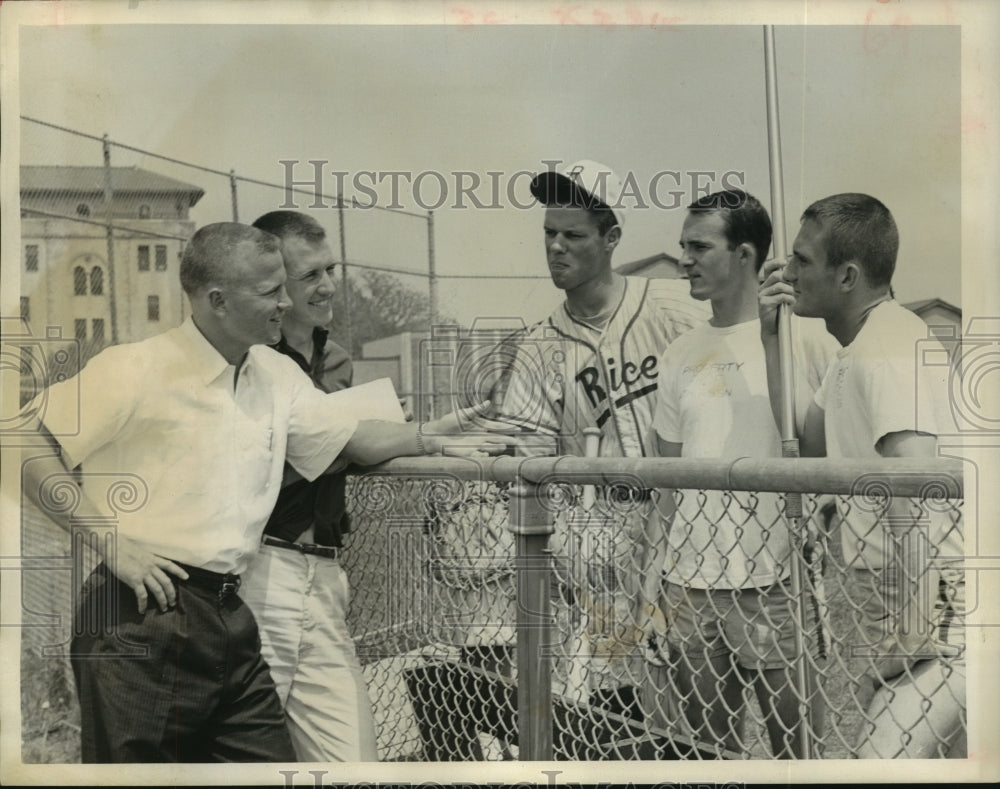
[271,326,330,377]
[312,325,330,348]
[177,317,236,386]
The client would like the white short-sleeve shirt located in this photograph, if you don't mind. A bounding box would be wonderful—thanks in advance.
[36,318,358,574]
[815,300,962,568]
[653,315,836,588]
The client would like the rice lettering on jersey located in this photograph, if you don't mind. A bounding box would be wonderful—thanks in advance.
[576,354,659,418]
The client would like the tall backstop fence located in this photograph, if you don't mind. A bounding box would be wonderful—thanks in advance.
[19,455,966,762]
[17,116,557,417]
[17,115,435,360]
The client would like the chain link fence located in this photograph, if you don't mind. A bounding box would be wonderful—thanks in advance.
[335,458,965,762]
[20,455,963,763]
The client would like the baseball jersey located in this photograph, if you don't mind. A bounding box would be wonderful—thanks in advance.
[494,276,710,458]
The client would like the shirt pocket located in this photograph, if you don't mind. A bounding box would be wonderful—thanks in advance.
[234,417,276,494]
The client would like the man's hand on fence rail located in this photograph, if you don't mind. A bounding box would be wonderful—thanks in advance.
[420,400,517,456]
[427,400,520,434]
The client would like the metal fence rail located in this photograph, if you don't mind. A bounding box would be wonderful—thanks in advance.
[19,455,965,762]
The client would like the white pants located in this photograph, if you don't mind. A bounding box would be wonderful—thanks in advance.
[242,543,378,761]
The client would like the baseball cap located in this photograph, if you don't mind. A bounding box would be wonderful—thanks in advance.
[529,160,626,229]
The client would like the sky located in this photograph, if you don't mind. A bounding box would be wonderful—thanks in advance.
[11,10,964,329]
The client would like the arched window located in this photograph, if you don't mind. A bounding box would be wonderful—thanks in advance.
[73,266,87,296]
[139,204,152,219]
[90,267,104,295]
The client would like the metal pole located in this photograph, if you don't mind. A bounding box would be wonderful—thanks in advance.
[229,169,239,222]
[337,192,354,354]
[763,26,797,439]
[101,135,119,346]
[764,24,813,760]
[427,210,439,416]
[510,476,554,761]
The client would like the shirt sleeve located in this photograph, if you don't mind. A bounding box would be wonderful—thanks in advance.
[793,318,838,434]
[285,368,359,482]
[814,364,831,412]
[320,340,354,392]
[866,352,947,447]
[35,344,138,469]
[652,345,682,443]
[492,336,563,437]
[650,278,712,340]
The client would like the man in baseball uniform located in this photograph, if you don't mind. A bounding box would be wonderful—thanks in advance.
[489,160,710,722]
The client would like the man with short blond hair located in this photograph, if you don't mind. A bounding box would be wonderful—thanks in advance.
[22,221,506,762]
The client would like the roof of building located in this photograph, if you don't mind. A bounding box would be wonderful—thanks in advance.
[20,165,205,205]
[903,297,962,318]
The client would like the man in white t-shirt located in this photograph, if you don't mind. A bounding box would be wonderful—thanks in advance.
[644,189,837,757]
[758,192,965,758]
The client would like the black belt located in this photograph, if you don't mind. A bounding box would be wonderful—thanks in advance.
[175,563,241,602]
[263,535,341,561]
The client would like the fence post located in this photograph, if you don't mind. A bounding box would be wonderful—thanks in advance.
[509,475,554,760]
[426,211,439,417]
[229,169,239,222]
[101,135,119,345]
[337,192,353,354]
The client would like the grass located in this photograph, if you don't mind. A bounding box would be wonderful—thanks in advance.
[20,645,80,763]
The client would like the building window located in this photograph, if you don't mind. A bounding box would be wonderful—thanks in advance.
[90,266,104,296]
[75,319,87,340]
[76,203,91,217]
[139,204,151,219]
[138,245,150,271]
[73,266,87,296]
[20,296,30,322]
[148,295,160,322]
[92,319,105,341]
[25,245,39,272]
[155,245,167,271]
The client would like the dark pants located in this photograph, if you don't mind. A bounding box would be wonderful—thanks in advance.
[71,564,295,763]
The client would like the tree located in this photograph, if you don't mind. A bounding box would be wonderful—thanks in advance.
[328,269,453,357]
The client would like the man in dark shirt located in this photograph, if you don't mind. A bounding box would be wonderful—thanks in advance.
[241,210,378,761]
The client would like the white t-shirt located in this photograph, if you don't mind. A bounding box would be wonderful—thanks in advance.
[653,316,836,588]
[815,300,962,568]
[36,318,358,575]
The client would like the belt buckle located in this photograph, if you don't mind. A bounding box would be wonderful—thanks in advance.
[219,576,240,603]
[301,542,339,561]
